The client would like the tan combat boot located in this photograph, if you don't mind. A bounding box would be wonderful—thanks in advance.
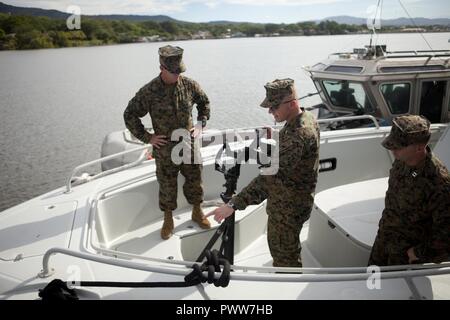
[161,211,174,240]
[191,204,211,229]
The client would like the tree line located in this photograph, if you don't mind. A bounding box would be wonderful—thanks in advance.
[0,13,445,50]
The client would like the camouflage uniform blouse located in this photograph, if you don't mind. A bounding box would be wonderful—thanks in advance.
[232,110,320,218]
[379,148,450,263]
[123,74,210,144]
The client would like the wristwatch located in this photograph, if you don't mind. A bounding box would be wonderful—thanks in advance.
[226,201,237,211]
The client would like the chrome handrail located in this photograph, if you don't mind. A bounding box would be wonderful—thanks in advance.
[65,144,151,193]
[39,247,450,282]
[317,115,380,128]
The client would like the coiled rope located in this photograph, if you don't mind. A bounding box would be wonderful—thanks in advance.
[38,249,230,300]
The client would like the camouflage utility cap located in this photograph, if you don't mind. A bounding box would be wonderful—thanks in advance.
[260,78,296,109]
[382,115,431,150]
[158,45,186,74]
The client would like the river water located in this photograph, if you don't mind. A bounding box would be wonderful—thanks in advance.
[1,32,449,211]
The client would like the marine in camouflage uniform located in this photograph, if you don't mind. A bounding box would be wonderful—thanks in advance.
[207,79,320,267]
[123,45,211,239]
[368,115,450,266]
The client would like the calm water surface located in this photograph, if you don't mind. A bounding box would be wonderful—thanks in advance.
[1,32,449,211]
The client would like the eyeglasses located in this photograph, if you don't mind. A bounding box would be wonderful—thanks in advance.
[269,99,295,112]
[162,65,180,75]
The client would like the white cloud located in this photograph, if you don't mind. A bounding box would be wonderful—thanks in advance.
[225,0,345,6]
[2,0,442,17]
[5,0,348,14]
[5,0,194,15]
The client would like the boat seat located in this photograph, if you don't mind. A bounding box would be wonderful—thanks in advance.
[305,178,387,267]
[385,86,410,114]
[330,89,357,109]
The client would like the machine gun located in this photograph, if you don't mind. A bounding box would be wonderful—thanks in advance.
[216,127,273,202]
[196,128,274,265]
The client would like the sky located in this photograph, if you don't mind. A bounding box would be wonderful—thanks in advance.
[3,0,450,23]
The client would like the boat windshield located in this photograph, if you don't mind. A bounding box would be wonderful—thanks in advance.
[322,80,373,112]
[380,82,411,115]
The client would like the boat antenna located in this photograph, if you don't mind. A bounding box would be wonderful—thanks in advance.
[369,0,383,50]
[397,0,435,52]
[376,0,383,49]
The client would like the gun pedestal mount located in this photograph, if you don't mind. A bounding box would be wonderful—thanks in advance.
[196,128,274,265]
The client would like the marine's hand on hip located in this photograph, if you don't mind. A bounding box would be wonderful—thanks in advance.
[407,247,419,264]
[190,121,203,139]
[150,134,168,149]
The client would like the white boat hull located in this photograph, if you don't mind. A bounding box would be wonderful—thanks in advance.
[1,124,449,300]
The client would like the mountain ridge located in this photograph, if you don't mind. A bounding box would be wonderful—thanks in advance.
[1,2,449,26]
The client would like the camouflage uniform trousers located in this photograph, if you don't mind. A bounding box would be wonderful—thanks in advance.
[267,194,314,267]
[368,229,411,266]
[154,143,203,212]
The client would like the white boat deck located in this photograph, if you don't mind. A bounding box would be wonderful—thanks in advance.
[95,198,272,266]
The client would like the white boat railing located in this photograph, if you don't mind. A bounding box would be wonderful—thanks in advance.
[65,115,380,193]
[65,144,151,193]
[39,247,450,283]
[317,115,380,128]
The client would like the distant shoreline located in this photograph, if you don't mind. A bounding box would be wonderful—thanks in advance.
[1,12,449,51]
[1,30,449,52]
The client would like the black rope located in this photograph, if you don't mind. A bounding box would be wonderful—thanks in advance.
[38,249,230,300]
